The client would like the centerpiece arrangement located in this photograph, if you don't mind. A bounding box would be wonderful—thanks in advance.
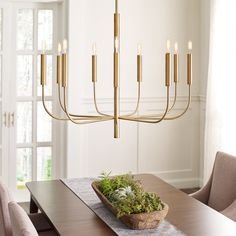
[92,173,169,230]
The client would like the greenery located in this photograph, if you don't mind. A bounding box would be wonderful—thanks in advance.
[98,172,164,218]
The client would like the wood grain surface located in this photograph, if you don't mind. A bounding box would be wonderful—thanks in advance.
[26,174,236,236]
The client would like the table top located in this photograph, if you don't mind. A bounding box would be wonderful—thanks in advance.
[26,174,236,236]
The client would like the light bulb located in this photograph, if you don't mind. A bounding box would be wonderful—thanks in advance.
[92,43,97,55]
[137,44,142,55]
[188,41,193,51]
[58,43,62,54]
[42,40,46,53]
[167,40,171,52]
[174,42,178,53]
[63,39,68,52]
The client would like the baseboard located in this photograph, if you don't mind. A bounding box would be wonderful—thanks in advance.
[164,177,201,189]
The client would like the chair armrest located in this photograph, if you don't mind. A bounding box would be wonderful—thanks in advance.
[220,199,236,222]
[189,173,213,204]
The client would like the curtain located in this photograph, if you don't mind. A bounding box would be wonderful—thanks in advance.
[204,0,236,182]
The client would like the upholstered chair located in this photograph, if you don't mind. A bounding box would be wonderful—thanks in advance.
[190,151,236,221]
[0,181,52,235]
[8,202,38,236]
[0,180,13,236]
[8,202,58,236]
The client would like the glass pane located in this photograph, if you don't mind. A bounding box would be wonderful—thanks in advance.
[38,10,53,50]
[37,55,52,96]
[17,102,32,143]
[0,9,2,50]
[17,55,33,96]
[17,9,33,50]
[37,147,52,181]
[37,101,52,142]
[17,148,32,189]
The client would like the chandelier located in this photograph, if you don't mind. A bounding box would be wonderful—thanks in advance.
[40,0,192,139]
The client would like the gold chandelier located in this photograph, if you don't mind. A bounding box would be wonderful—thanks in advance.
[40,0,192,139]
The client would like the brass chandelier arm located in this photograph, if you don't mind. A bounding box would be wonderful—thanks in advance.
[164,85,191,120]
[122,81,176,119]
[119,86,170,124]
[63,87,113,124]
[168,82,178,112]
[57,85,106,119]
[135,85,191,121]
[42,85,69,121]
[93,83,113,117]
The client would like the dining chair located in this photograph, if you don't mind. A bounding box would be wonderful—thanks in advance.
[0,180,52,236]
[8,202,58,236]
[190,151,236,221]
[8,201,38,236]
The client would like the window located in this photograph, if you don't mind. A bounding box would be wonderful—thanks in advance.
[0,2,64,199]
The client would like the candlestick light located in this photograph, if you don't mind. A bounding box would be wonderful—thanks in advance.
[40,0,192,138]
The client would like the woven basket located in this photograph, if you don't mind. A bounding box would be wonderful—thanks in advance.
[91,181,169,230]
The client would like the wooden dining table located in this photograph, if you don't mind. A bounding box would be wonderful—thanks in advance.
[26,174,236,236]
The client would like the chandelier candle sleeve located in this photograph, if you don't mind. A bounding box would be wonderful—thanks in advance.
[187,41,192,85]
[57,43,62,85]
[41,54,46,86]
[174,42,178,83]
[165,53,171,87]
[92,44,97,83]
[137,44,142,82]
[62,54,68,87]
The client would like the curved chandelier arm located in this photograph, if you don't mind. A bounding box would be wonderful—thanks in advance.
[133,82,178,120]
[63,87,113,124]
[93,83,113,117]
[164,84,191,120]
[136,84,190,121]
[42,85,69,121]
[58,85,106,119]
[167,82,177,113]
[119,86,170,124]
[122,81,177,119]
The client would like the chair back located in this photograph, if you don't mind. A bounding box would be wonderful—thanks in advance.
[0,181,13,236]
[208,152,236,211]
[8,202,38,236]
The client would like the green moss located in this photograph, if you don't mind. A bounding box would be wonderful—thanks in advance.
[98,172,164,218]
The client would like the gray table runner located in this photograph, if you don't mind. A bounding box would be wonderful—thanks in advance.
[61,178,186,236]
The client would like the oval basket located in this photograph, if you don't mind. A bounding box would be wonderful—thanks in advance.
[91,181,169,230]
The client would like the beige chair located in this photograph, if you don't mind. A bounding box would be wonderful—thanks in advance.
[8,202,38,236]
[190,151,236,221]
[9,202,58,236]
[0,180,52,236]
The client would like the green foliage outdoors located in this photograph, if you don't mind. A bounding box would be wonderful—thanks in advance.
[98,172,164,218]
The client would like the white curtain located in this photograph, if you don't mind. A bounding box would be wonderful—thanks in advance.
[204,0,236,182]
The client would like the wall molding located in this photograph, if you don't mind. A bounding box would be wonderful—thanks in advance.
[166,177,201,189]
[82,95,202,105]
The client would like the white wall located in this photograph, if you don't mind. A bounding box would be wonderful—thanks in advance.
[199,0,210,185]
[66,0,201,188]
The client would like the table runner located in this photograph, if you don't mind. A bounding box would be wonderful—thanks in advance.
[61,178,186,236]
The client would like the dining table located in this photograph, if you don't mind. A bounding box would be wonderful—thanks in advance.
[26,174,236,236]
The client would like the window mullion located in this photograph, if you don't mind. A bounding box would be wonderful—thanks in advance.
[32,8,38,181]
